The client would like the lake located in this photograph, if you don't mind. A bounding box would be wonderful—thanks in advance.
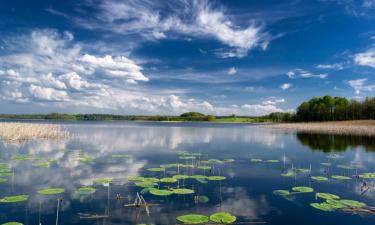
[0,121,374,225]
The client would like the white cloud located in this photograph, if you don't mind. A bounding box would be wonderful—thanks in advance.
[78,0,270,58]
[29,84,70,101]
[316,63,344,70]
[347,78,375,94]
[227,67,237,75]
[354,48,375,68]
[262,98,285,105]
[287,68,327,79]
[280,83,292,90]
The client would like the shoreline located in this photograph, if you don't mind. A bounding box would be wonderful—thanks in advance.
[260,120,375,136]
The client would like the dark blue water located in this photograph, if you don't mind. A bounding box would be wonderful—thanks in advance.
[0,121,374,225]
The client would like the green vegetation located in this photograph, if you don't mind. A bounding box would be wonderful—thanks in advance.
[0,195,29,203]
[210,212,236,224]
[176,214,209,224]
[38,188,65,195]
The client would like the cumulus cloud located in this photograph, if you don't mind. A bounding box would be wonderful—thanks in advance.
[354,48,375,68]
[280,83,292,90]
[316,63,344,70]
[227,67,237,75]
[287,68,327,79]
[76,0,270,58]
[347,78,375,94]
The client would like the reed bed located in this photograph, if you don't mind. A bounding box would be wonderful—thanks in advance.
[260,120,375,136]
[0,122,69,142]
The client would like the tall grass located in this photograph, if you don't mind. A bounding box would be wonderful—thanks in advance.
[0,122,69,142]
[261,120,375,136]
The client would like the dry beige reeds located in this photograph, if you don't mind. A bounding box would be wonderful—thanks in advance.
[0,122,69,142]
[259,120,375,136]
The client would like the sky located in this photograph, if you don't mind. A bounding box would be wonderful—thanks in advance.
[0,0,375,116]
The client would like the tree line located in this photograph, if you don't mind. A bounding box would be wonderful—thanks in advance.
[265,96,375,122]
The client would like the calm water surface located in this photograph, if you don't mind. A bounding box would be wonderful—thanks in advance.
[0,121,374,225]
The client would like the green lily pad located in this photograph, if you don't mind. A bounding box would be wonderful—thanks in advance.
[172,188,195,195]
[111,154,130,158]
[147,168,165,172]
[160,177,177,183]
[176,214,209,224]
[250,159,262,163]
[331,175,351,180]
[38,188,65,195]
[32,162,50,168]
[223,159,235,163]
[77,187,96,195]
[316,193,340,200]
[210,212,236,224]
[149,189,173,196]
[0,195,29,203]
[320,162,331,166]
[12,154,39,161]
[207,176,226,181]
[292,186,314,193]
[266,159,279,163]
[359,172,375,179]
[173,174,190,180]
[2,222,23,225]
[135,181,158,188]
[0,172,12,177]
[0,178,7,183]
[197,166,211,170]
[296,168,309,173]
[310,202,338,211]
[128,176,145,182]
[340,199,366,208]
[273,190,290,196]
[144,177,159,183]
[281,172,295,177]
[198,195,209,203]
[311,176,328,181]
[179,156,196,160]
[93,178,113,184]
[336,165,354,170]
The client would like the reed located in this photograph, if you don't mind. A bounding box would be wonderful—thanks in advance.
[0,122,69,142]
[260,120,375,136]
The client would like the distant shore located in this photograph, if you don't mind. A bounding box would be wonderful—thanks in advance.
[260,120,375,136]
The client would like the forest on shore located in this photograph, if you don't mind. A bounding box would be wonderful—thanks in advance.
[1,96,374,123]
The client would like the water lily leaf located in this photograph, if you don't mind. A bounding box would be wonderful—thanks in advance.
[197,166,211,170]
[326,199,346,209]
[12,154,39,161]
[296,168,309,173]
[179,156,196,160]
[281,172,295,177]
[210,212,236,224]
[250,159,262,163]
[0,195,29,203]
[149,189,173,196]
[128,176,145,182]
[198,195,209,203]
[147,168,165,172]
[273,190,290,196]
[140,187,157,194]
[32,162,50,168]
[311,176,328,181]
[316,193,340,200]
[331,175,351,180]
[111,154,130,158]
[292,186,314,193]
[160,177,177,183]
[207,176,226,181]
[310,202,338,211]
[135,181,157,188]
[77,187,96,195]
[93,178,113,184]
[0,172,12,177]
[172,188,194,195]
[359,172,375,179]
[266,159,279,163]
[38,188,65,195]
[340,199,366,208]
[173,174,190,180]
[176,214,209,224]
[144,177,160,183]
[0,178,7,183]
[320,162,331,167]
[2,222,23,225]
[223,159,235,163]
[336,165,354,170]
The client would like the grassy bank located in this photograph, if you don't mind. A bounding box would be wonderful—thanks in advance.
[261,120,375,136]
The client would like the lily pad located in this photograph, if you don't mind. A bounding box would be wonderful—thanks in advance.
[359,172,375,179]
[149,189,173,196]
[223,159,235,163]
[281,172,295,177]
[266,159,279,163]
[250,159,262,163]
[292,186,314,193]
[32,162,50,168]
[0,178,7,183]
[77,187,96,195]
[311,176,328,181]
[336,165,354,170]
[128,176,145,182]
[296,168,309,173]
[38,188,65,195]
[207,176,226,181]
[340,199,366,208]
[197,166,211,170]
[331,175,351,180]
[310,202,338,211]
[198,195,209,203]
[2,222,23,225]
[147,168,165,172]
[273,190,290,196]
[316,193,340,200]
[0,195,29,203]
[12,154,39,161]
[160,177,178,183]
[176,214,209,224]
[320,162,331,167]
[210,212,236,224]
[111,154,130,158]
[172,188,195,195]
[93,178,113,184]
[173,174,190,180]
[135,181,157,188]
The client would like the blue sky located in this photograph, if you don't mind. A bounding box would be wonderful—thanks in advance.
[1,0,375,115]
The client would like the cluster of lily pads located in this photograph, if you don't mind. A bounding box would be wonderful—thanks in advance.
[176,212,236,224]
